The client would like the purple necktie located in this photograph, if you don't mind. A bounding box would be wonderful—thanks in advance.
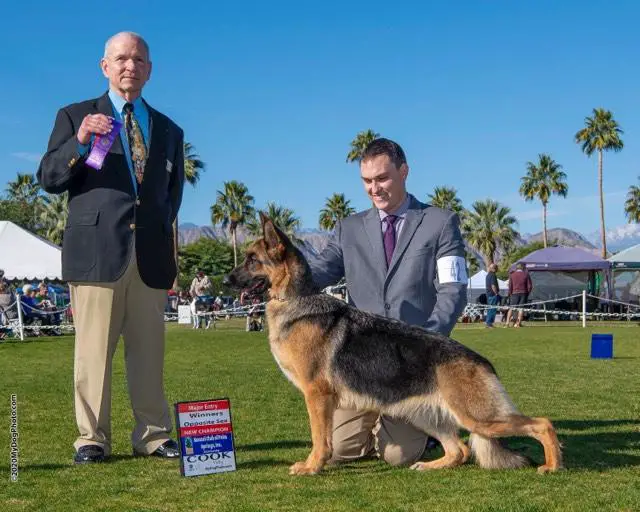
[383,215,398,267]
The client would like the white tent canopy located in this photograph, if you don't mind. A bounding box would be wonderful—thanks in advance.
[468,270,508,291]
[608,244,640,301]
[0,221,62,280]
[609,244,640,268]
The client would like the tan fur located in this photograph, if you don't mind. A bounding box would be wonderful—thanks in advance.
[265,298,336,474]
[436,362,560,471]
[267,318,331,391]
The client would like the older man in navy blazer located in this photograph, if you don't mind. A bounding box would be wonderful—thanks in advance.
[37,32,185,464]
[308,138,467,466]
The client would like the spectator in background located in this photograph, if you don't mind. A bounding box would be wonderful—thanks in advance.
[506,262,533,328]
[0,269,13,303]
[36,282,52,306]
[177,290,190,306]
[20,284,46,324]
[36,282,62,327]
[190,295,200,329]
[166,290,178,313]
[0,281,17,329]
[246,297,264,332]
[0,280,15,306]
[484,263,500,328]
[190,270,212,298]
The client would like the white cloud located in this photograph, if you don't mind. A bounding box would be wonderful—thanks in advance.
[10,152,42,163]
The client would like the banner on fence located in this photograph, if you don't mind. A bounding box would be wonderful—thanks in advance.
[177,305,192,324]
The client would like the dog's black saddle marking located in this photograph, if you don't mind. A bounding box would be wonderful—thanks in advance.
[332,308,495,405]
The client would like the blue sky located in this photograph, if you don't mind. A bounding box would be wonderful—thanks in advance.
[2,0,639,237]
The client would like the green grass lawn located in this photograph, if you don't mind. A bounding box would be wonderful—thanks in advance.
[1,321,639,511]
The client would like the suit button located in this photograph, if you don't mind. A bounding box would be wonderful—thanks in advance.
[129,223,136,230]
[384,303,390,310]
[135,199,141,206]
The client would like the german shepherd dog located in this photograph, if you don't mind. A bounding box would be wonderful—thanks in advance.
[225,214,563,476]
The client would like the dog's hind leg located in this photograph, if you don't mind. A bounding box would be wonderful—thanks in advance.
[438,362,562,473]
[466,416,562,474]
[289,385,336,476]
[410,434,469,471]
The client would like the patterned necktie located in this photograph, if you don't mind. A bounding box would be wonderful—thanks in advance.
[123,102,147,185]
[383,215,398,267]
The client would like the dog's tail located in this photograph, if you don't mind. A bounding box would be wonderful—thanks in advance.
[469,435,531,469]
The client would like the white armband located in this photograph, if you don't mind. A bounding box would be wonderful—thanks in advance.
[437,255,468,284]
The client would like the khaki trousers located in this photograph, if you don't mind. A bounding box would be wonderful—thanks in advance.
[70,249,172,456]
[330,407,429,466]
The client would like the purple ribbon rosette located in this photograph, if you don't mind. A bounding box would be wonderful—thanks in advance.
[85,118,123,170]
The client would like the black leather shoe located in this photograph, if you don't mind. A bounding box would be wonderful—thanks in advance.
[74,445,105,464]
[134,439,180,458]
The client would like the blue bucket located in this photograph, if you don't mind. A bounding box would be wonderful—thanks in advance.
[591,334,613,359]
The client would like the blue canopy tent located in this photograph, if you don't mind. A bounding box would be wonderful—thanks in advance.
[510,247,611,301]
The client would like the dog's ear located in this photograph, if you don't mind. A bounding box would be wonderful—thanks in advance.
[262,216,284,252]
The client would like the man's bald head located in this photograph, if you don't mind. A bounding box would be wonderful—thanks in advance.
[100,31,152,101]
[104,32,150,60]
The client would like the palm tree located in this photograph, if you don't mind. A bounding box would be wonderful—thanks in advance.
[210,181,255,266]
[172,141,206,289]
[38,192,68,245]
[575,108,624,258]
[461,199,519,268]
[346,129,380,163]
[5,172,42,231]
[519,154,568,248]
[247,202,302,243]
[625,178,640,223]
[465,250,481,276]
[319,193,356,230]
[5,172,41,204]
[427,186,464,214]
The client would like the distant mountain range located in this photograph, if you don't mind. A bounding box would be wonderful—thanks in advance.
[588,224,640,253]
[178,224,331,258]
[522,228,597,253]
[178,223,640,259]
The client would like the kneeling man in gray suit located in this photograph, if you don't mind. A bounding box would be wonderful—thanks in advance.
[308,138,468,466]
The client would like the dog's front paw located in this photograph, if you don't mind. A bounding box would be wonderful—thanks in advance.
[289,461,321,476]
[537,463,563,474]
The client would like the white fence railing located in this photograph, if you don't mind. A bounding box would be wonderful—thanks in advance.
[462,291,640,326]
[0,295,73,341]
[3,287,638,342]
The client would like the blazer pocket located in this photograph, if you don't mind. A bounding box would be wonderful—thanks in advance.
[63,210,99,272]
[69,210,99,226]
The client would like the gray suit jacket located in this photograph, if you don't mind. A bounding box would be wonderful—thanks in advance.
[308,195,467,336]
